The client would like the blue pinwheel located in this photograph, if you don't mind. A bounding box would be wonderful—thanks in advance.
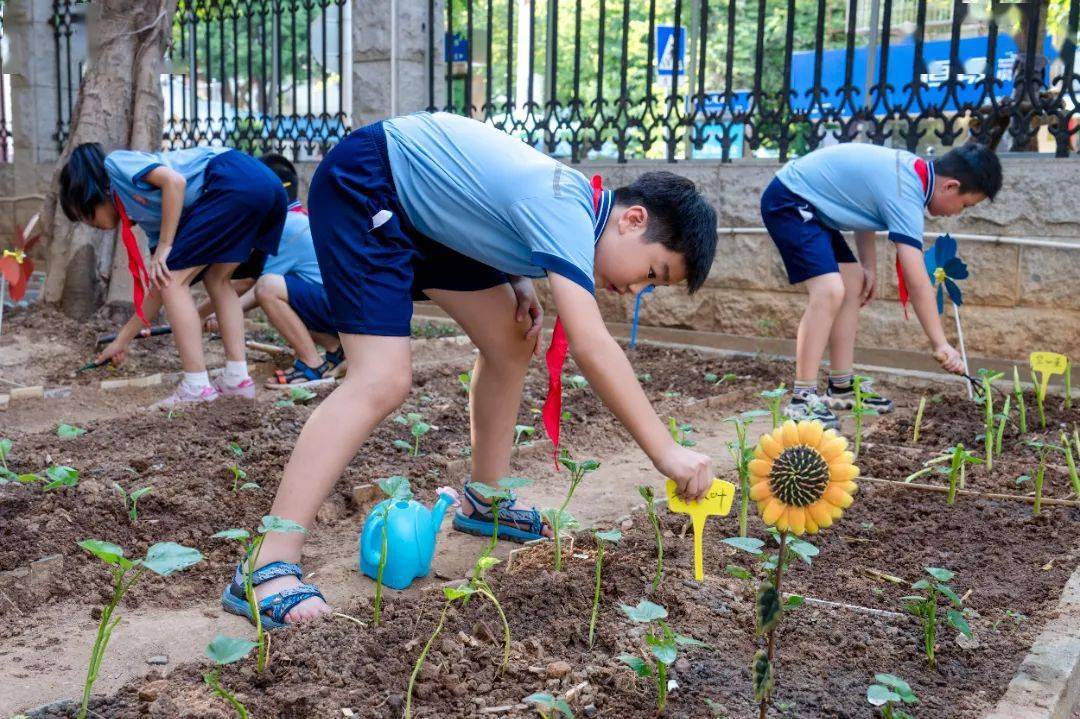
[924,234,969,314]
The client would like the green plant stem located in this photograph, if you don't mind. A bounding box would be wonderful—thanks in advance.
[203,668,249,719]
[412,434,420,457]
[1063,432,1080,498]
[373,509,389,626]
[924,589,938,668]
[485,498,502,560]
[995,396,1011,456]
[656,658,669,711]
[476,584,511,672]
[644,499,663,589]
[589,543,604,648]
[983,378,994,473]
[1066,360,1072,410]
[758,531,788,719]
[245,536,267,673]
[405,600,451,719]
[912,395,927,444]
[1032,369,1047,429]
[946,450,962,506]
[1034,451,1046,516]
[79,567,143,719]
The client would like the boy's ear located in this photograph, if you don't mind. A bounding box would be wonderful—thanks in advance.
[939,177,962,194]
[617,204,648,233]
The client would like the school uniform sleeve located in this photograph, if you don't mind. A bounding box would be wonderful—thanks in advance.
[507,194,596,294]
[881,178,926,249]
[104,150,164,190]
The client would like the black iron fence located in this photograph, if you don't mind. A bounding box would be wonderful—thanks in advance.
[0,1,11,162]
[51,0,84,151]
[430,0,1080,162]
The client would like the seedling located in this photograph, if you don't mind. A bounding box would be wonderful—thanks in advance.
[637,372,653,383]
[1031,367,1047,430]
[76,540,202,719]
[372,476,413,626]
[275,385,317,407]
[203,635,257,718]
[976,369,1005,472]
[901,566,971,668]
[544,450,598,571]
[1025,440,1051,515]
[724,411,771,537]
[226,464,249,492]
[851,375,879,460]
[994,395,1012,456]
[405,556,509,719]
[513,424,535,446]
[212,515,306,672]
[1065,359,1072,410]
[0,437,11,479]
[905,444,983,505]
[760,384,788,429]
[589,529,622,648]
[866,673,918,719]
[394,412,432,456]
[467,477,532,560]
[1012,366,1028,434]
[991,608,1028,630]
[567,374,589,390]
[30,465,80,491]
[639,485,664,588]
[458,371,471,394]
[111,482,152,523]
[57,423,87,438]
[667,416,696,447]
[1054,431,1080,498]
[524,692,574,718]
[704,371,738,385]
[912,395,927,444]
[617,599,704,711]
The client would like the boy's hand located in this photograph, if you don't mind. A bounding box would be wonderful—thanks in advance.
[509,276,544,356]
[859,266,877,306]
[655,444,712,501]
[933,343,965,374]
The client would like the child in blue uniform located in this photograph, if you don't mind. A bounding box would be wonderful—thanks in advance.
[222,112,719,629]
[60,143,288,407]
[760,143,1002,428]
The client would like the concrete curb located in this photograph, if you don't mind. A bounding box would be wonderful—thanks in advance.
[982,562,1080,719]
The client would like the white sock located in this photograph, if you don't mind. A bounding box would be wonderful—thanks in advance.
[224,360,249,385]
[183,371,211,389]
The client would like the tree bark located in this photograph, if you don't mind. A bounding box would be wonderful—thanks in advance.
[41,0,178,319]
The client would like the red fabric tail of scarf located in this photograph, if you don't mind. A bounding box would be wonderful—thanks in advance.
[113,194,151,326]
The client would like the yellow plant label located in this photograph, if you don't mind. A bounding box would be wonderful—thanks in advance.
[666,478,736,581]
[1030,351,1068,398]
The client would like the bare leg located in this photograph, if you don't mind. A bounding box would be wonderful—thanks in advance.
[827,263,865,374]
[204,262,245,363]
[255,274,322,367]
[310,330,341,354]
[158,265,209,373]
[252,332,412,623]
[795,273,846,385]
[425,285,550,537]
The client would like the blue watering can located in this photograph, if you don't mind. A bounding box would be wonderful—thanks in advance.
[359,487,457,590]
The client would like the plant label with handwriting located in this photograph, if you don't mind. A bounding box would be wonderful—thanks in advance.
[666,478,736,581]
[1030,352,1067,397]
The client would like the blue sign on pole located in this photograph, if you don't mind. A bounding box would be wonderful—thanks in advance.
[655,26,687,77]
[445,33,468,63]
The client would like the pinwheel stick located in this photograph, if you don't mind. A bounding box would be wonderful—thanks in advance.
[952,303,973,399]
[0,275,6,337]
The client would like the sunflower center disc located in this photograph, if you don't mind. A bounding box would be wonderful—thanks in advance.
[769,445,830,507]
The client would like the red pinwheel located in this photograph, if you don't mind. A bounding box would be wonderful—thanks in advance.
[0,215,41,303]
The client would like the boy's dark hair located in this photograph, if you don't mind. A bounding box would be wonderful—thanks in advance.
[932,144,1002,201]
[59,142,111,222]
[613,171,718,293]
[259,152,299,201]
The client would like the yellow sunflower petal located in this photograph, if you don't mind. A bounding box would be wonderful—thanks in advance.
[759,433,783,460]
[804,513,819,534]
[774,507,790,532]
[823,484,854,509]
[761,497,785,525]
[786,507,806,535]
[797,420,823,448]
[749,481,773,502]
[829,502,844,519]
[781,420,800,447]
[807,501,834,529]
[819,435,849,462]
[829,463,859,484]
[835,480,858,495]
[771,426,787,447]
[749,458,772,478]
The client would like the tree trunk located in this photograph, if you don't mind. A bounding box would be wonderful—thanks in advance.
[41,0,178,319]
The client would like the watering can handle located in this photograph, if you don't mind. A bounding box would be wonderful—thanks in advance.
[362,511,385,569]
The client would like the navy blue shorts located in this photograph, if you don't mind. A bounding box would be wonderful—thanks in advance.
[760,177,857,284]
[283,274,335,336]
[308,122,508,337]
[167,150,288,271]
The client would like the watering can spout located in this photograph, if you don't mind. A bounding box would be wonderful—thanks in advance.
[430,486,458,536]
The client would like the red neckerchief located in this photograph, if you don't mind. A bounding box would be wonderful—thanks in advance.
[113,192,152,326]
[288,201,308,215]
[897,158,931,320]
[542,174,604,468]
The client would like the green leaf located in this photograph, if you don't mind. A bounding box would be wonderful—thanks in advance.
[475,556,500,572]
[377,475,412,500]
[0,438,11,458]
[568,375,588,389]
[523,693,575,719]
[594,529,623,544]
[57,424,87,438]
[674,633,705,647]
[513,424,535,437]
[394,414,409,425]
[722,537,765,555]
[910,579,932,591]
[43,465,79,491]
[467,481,511,500]
[142,542,203,576]
[289,386,316,403]
[619,599,668,623]
[937,584,963,608]
[646,634,677,665]
[925,567,955,583]
[78,539,126,566]
[704,372,718,383]
[15,472,41,484]
[205,634,257,665]
[755,582,781,635]
[786,537,819,564]
[498,476,532,491]
[874,674,917,703]
[258,515,306,535]
[443,585,477,601]
[541,508,579,531]
[579,460,600,472]
[392,439,413,452]
[866,684,901,707]
[947,609,973,638]
[751,649,773,702]
[784,594,806,610]
[618,654,653,677]
[212,528,251,541]
[725,564,753,580]
[227,442,244,457]
[411,422,432,438]
[239,483,260,491]
[129,487,152,502]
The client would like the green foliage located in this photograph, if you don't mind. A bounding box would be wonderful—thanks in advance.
[867,673,918,719]
[905,443,983,505]
[112,482,152,523]
[704,371,738,385]
[275,386,317,407]
[205,635,258,665]
[639,485,664,588]
[755,582,781,635]
[1012,366,1028,434]
[567,374,589,390]
[524,692,575,719]
[57,423,87,438]
[912,395,927,444]
[394,412,432,456]
[1025,439,1052,515]
[458,371,471,394]
[589,529,622,648]
[976,369,1005,472]
[667,416,696,447]
[851,376,880,460]
[994,395,1012,456]
[760,384,788,429]
[546,450,598,570]
[617,599,701,711]
[725,411,766,537]
[902,567,971,668]
[513,424,535,445]
[372,477,413,625]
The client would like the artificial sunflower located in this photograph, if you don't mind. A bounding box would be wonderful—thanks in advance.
[747,419,858,535]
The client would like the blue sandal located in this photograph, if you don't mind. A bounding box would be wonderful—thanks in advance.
[452,483,546,543]
[220,561,326,630]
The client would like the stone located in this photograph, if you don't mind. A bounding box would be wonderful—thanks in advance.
[546,660,572,679]
[100,378,130,391]
[146,654,169,666]
[28,554,63,594]
[0,394,8,410]
[1020,245,1080,312]
[9,385,44,400]
[138,679,169,702]
[129,373,163,388]
[472,619,496,644]
[351,483,382,508]
[43,386,73,399]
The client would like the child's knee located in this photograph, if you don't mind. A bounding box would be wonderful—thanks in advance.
[478,329,534,370]
[343,367,412,412]
[254,274,286,305]
[807,278,846,313]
